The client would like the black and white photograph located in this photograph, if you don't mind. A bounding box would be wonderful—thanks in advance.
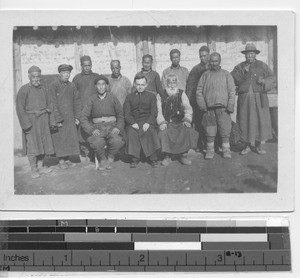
[0,10,294,211]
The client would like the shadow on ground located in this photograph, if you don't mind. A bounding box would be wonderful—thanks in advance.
[14,142,277,195]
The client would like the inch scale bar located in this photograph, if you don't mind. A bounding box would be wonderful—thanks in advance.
[0,219,291,272]
[0,250,291,272]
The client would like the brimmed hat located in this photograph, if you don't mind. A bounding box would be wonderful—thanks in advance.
[241,43,260,54]
[58,64,73,73]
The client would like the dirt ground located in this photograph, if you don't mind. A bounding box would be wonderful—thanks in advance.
[14,141,277,195]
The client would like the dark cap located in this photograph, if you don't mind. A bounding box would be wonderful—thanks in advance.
[28,65,41,74]
[94,75,109,85]
[199,45,210,53]
[80,55,92,64]
[142,54,153,61]
[58,64,73,73]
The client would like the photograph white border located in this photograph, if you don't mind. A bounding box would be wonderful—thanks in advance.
[0,10,295,212]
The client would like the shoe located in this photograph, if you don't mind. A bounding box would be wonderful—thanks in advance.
[223,150,232,159]
[59,161,68,170]
[106,156,114,170]
[39,167,53,174]
[151,160,159,168]
[98,160,107,171]
[253,146,266,155]
[180,156,192,165]
[161,157,171,166]
[240,145,251,155]
[31,169,40,179]
[130,161,139,168]
[205,150,214,160]
[65,161,76,167]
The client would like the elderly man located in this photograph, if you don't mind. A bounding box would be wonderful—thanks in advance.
[16,66,55,179]
[124,74,160,168]
[186,45,210,152]
[231,43,276,155]
[161,49,189,91]
[72,55,101,160]
[157,74,198,166]
[50,64,81,169]
[80,75,125,170]
[196,52,236,160]
[135,54,164,96]
[108,60,132,106]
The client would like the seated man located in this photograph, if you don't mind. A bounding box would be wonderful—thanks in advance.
[124,74,160,168]
[80,75,125,170]
[157,74,198,166]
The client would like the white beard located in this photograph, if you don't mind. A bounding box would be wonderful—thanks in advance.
[166,87,178,96]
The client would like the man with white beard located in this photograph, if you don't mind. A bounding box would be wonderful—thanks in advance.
[156,74,198,166]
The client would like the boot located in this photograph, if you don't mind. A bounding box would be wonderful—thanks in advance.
[31,168,40,179]
[222,143,231,159]
[37,160,52,174]
[106,155,114,170]
[98,159,107,171]
[205,142,215,160]
[179,153,192,165]
[161,155,171,166]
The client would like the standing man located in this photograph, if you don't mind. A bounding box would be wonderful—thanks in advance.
[157,74,198,166]
[72,55,101,160]
[124,74,160,168]
[108,60,132,106]
[50,64,82,169]
[80,75,125,170]
[161,49,189,91]
[16,66,55,179]
[196,52,236,160]
[186,45,210,152]
[135,54,164,96]
[231,43,275,155]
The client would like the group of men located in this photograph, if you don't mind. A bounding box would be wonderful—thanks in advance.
[16,43,276,179]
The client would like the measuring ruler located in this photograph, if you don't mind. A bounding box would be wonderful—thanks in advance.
[0,219,291,272]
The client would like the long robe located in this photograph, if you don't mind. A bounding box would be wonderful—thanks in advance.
[16,83,55,156]
[231,59,276,143]
[185,63,209,150]
[157,90,198,154]
[50,80,81,157]
[72,71,100,142]
[123,90,160,158]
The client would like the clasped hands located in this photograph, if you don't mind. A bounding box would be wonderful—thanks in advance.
[159,121,191,131]
[132,123,150,132]
[92,127,120,136]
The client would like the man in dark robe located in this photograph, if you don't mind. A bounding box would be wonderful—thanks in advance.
[50,64,81,169]
[124,74,160,168]
[157,74,198,166]
[231,43,276,155]
[16,66,55,179]
[80,75,125,170]
[72,55,101,160]
[135,54,164,96]
[185,45,210,152]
